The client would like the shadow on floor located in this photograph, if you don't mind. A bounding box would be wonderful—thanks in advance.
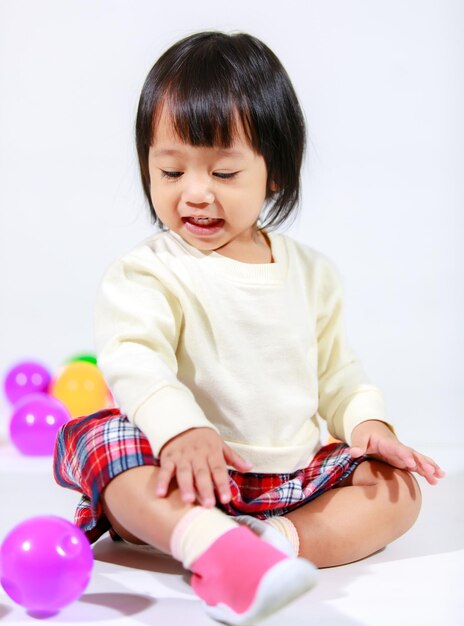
[79,592,156,616]
[0,605,12,621]
[93,537,185,576]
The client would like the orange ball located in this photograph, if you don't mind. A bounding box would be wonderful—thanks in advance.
[50,361,108,418]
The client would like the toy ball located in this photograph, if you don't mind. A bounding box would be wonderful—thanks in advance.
[50,361,108,418]
[66,353,97,366]
[0,515,93,615]
[9,393,70,456]
[3,360,52,405]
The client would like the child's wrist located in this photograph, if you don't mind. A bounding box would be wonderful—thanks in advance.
[351,419,396,440]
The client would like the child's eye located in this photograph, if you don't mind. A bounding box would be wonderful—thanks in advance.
[161,170,183,179]
[213,171,239,180]
[160,170,239,181]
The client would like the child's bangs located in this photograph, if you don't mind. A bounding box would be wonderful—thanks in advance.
[153,86,254,150]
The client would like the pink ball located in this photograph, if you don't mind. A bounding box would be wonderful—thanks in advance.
[9,393,70,456]
[4,361,52,405]
[0,516,93,615]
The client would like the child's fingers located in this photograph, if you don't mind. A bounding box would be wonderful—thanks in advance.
[419,454,445,477]
[377,439,416,469]
[356,436,446,485]
[155,459,176,497]
[191,459,217,507]
[411,452,445,481]
[208,456,233,504]
[413,462,440,485]
[349,446,366,458]
[175,462,196,504]
[348,432,370,458]
[222,443,253,471]
[395,448,417,469]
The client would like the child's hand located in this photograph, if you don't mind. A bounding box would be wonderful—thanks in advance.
[155,427,253,507]
[349,420,445,486]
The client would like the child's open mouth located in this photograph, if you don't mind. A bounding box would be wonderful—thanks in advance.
[183,217,225,236]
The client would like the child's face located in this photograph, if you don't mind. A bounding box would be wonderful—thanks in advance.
[148,106,269,262]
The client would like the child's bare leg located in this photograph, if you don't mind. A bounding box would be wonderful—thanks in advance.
[285,460,422,568]
[101,465,194,553]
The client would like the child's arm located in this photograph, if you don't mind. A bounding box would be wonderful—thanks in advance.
[348,419,445,485]
[314,257,444,485]
[155,427,253,507]
[316,258,390,443]
[96,254,253,506]
[95,255,222,463]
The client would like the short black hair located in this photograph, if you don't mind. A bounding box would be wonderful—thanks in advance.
[135,31,306,231]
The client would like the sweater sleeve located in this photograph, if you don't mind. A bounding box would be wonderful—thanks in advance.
[95,255,219,457]
[316,258,391,444]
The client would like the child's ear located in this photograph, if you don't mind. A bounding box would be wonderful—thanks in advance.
[269,180,278,192]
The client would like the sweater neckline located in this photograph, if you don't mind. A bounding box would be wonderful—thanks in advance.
[166,229,287,285]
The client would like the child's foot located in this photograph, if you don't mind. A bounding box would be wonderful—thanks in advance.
[190,525,317,625]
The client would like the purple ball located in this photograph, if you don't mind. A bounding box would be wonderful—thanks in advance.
[0,516,93,615]
[4,361,52,405]
[9,393,70,456]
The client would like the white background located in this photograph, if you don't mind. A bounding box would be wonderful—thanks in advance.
[0,0,462,446]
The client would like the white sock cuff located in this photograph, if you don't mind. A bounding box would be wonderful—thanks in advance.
[266,516,300,556]
[170,506,238,569]
[170,507,206,563]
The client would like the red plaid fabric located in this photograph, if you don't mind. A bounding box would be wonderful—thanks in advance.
[53,409,366,543]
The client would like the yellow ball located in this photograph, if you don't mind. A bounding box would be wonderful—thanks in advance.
[50,361,108,418]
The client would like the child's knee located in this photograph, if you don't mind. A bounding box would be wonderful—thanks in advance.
[353,460,422,523]
[397,468,422,526]
[372,462,422,530]
[384,463,422,508]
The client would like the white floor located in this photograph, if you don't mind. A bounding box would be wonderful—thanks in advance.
[0,439,463,626]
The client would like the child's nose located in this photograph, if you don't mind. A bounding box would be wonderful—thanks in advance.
[181,176,215,205]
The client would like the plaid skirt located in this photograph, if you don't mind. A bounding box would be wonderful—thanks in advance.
[53,408,366,544]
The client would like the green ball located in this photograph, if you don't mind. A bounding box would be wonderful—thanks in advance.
[66,353,97,366]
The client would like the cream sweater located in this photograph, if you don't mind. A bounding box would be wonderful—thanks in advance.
[95,229,387,473]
